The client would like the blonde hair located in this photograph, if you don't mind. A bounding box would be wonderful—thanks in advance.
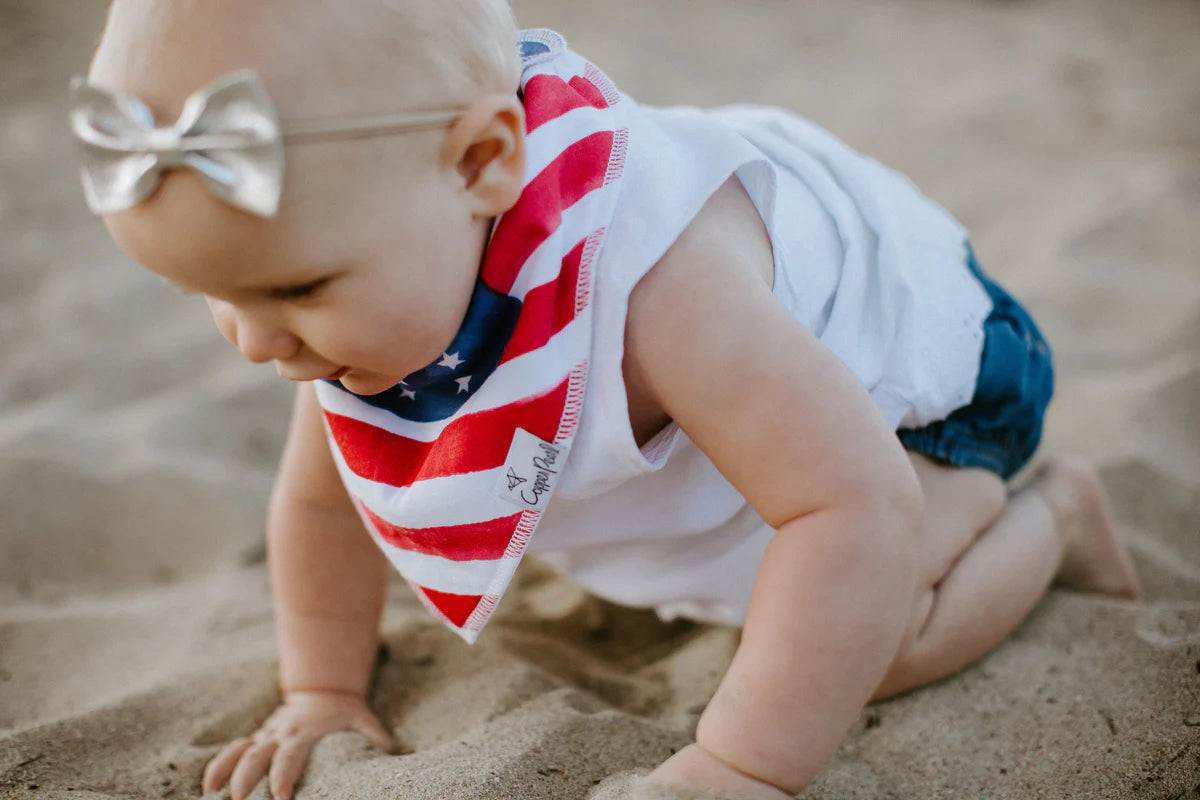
[377,0,522,99]
[294,0,522,108]
[96,0,522,112]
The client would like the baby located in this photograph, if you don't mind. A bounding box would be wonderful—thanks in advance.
[74,1,1141,798]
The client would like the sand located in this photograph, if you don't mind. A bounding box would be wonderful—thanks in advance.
[1,0,1198,797]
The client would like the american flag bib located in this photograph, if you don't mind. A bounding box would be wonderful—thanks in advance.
[313,30,628,642]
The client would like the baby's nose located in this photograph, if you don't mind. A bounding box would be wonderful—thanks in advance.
[234,316,301,364]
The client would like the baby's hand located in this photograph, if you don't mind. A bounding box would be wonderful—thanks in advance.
[201,690,393,800]
[636,744,794,800]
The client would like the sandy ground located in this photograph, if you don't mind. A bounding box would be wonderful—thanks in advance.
[1,0,1198,798]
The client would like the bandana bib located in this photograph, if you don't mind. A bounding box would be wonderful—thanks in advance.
[314,30,628,642]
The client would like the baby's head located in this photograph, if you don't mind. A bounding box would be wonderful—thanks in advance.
[84,0,525,395]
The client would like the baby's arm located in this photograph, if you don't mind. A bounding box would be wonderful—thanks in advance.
[202,383,393,800]
[623,179,923,796]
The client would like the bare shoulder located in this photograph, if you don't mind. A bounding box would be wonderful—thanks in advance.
[622,176,915,526]
[642,175,776,297]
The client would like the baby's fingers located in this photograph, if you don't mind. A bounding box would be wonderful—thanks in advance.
[202,737,253,794]
[229,739,278,800]
[268,738,314,800]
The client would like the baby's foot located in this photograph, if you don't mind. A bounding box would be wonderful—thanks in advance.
[1031,455,1140,599]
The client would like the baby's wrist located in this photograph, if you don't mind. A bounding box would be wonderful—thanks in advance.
[652,743,794,800]
[691,744,794,797]
[281,686,368,703]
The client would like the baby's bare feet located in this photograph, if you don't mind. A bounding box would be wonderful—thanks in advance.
[1031,455,1140,599]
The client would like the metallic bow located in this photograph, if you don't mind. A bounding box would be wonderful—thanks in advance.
[69,70,462,219]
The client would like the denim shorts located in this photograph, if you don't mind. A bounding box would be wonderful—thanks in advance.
[897,247,1054,480]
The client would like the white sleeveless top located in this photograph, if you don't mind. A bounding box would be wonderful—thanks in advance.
[527,94,992,625]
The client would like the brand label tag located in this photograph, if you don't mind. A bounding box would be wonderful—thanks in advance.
[495,428,564,512]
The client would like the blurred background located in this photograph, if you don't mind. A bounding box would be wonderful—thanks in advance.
[1,1,1198,798]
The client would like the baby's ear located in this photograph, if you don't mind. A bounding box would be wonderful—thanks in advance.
[442,93,526,217]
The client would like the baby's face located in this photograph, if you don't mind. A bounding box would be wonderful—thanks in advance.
[89,0,502,397]
[107,136,490,397]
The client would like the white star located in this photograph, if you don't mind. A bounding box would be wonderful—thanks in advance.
[455,376,472,394]
[401,388,417,400]
[438,351,464,370]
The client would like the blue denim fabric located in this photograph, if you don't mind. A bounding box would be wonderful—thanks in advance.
[897,247,1054,479]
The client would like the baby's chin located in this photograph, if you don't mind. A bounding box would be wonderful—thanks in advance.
[333,371,405,397]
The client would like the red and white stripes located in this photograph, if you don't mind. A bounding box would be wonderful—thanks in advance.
[315,35,628,642]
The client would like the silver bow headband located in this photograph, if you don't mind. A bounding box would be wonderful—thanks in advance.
[69,70,462,218]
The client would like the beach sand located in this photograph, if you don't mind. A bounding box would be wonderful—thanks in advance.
[1,0,1198,797]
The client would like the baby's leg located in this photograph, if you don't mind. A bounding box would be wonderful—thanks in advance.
[874,452,1139,699]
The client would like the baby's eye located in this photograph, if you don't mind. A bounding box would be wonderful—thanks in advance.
[267,278,330,301]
